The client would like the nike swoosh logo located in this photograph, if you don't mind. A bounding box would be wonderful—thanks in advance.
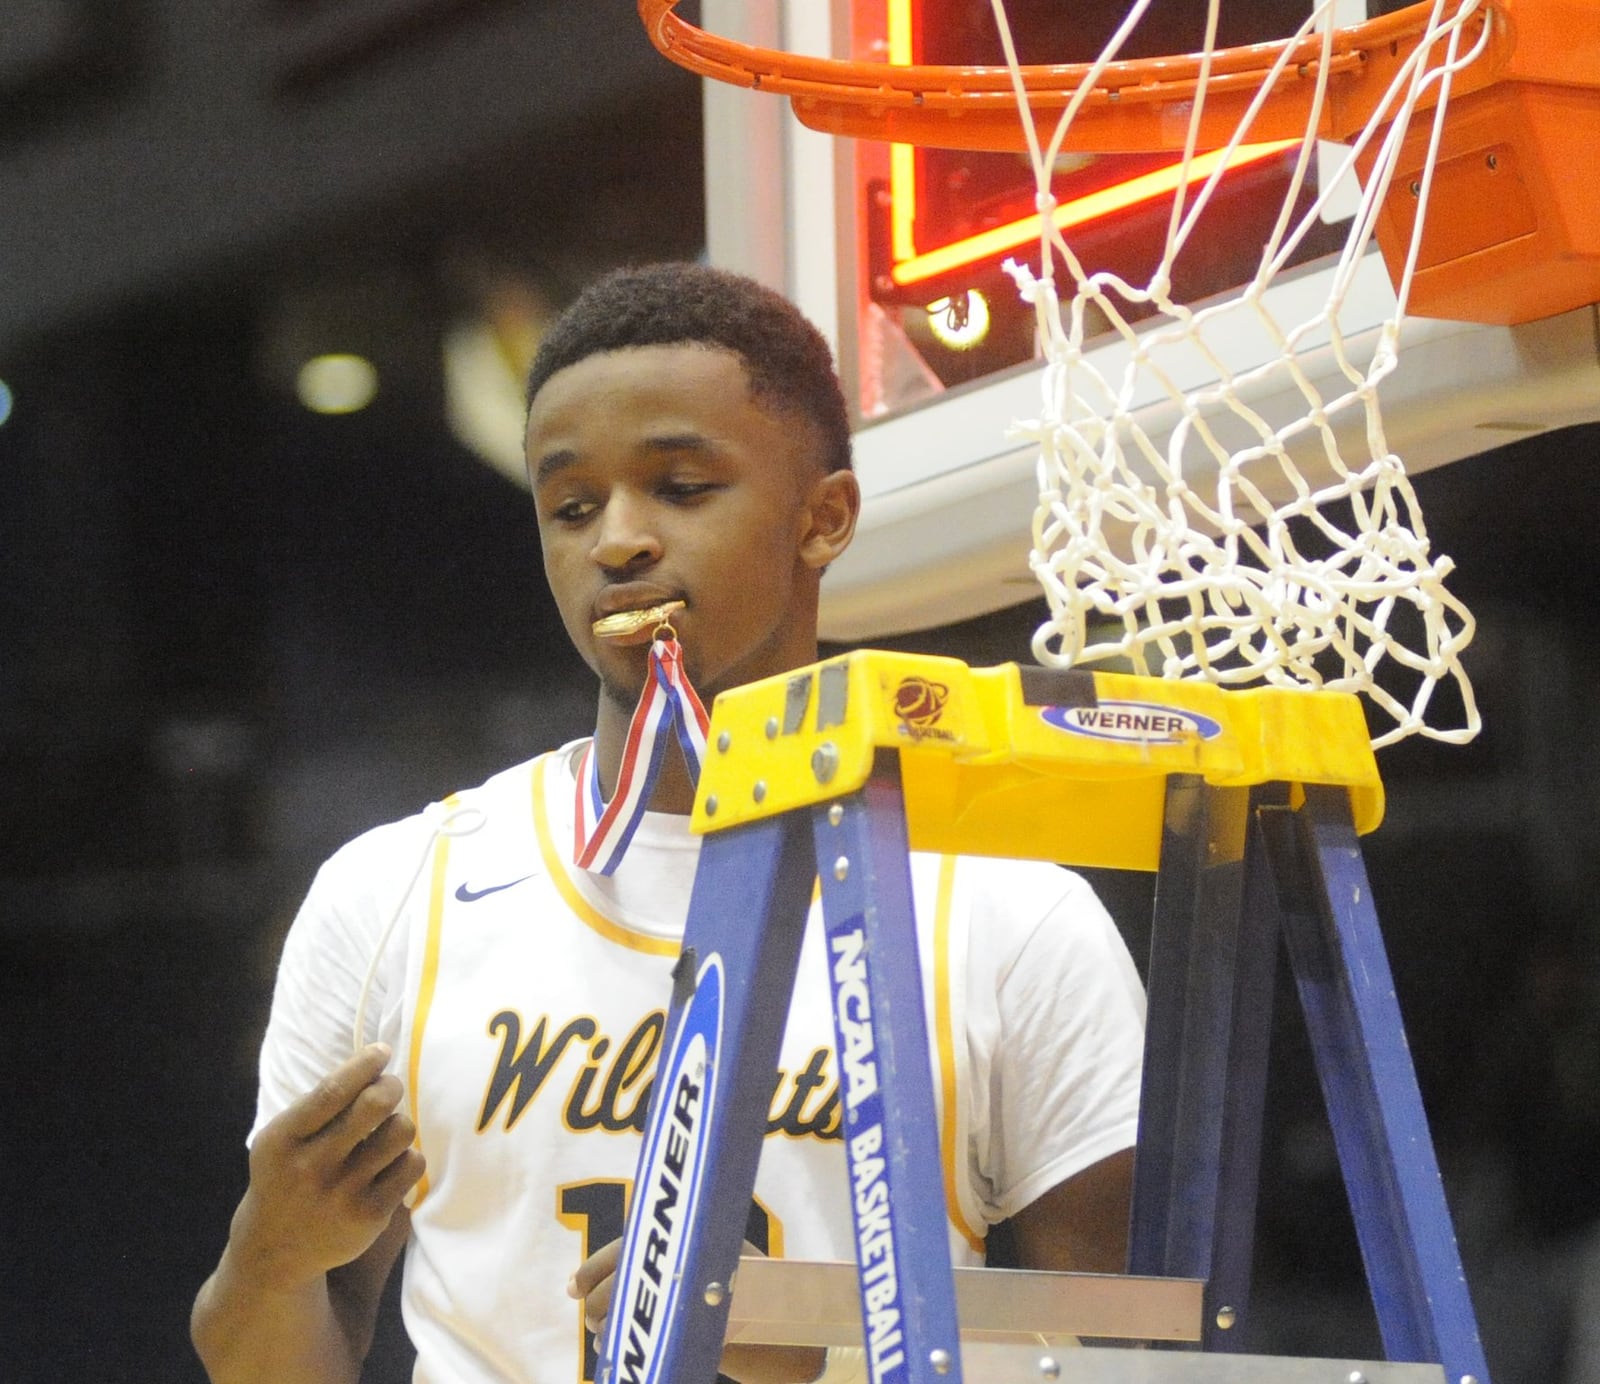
[454,875,532,903]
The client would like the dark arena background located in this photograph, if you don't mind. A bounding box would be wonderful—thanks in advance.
[3,2,1600,1381]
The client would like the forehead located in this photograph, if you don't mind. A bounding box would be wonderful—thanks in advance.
[527,343,771,446]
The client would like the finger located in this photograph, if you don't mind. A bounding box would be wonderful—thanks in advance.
[366,1145,426,1208]
[281,1044,393,1140]
[327,1073,407,1148]
[293,1073,406,1170]
[345,1108,417,1186]
[569,1237,622,1299]
[583,1267,616,1336]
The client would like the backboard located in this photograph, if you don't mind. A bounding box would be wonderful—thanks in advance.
[700,0,1600,643]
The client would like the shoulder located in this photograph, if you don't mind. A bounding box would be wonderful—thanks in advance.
[305,753,555,916]
[262,754,561,1083]
[931,853,1111,938]
[326,752,558,862]
[930,853,1139,1000]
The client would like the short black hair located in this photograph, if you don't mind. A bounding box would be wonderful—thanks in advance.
[525,262,853,474]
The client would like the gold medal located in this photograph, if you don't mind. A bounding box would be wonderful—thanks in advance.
[591,599,686,641]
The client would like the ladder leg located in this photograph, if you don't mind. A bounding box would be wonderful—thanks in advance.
[598,809,818,1384]
[813,751,963,1384]
[1130,777,1280,1349]
[1204,799,1290,1345]
[1261,784,1490,1384]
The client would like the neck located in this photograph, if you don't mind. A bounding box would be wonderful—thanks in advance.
[590,623,823,816]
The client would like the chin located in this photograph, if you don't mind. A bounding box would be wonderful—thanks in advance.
[599,666,650,715]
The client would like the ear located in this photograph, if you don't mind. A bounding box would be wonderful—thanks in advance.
[798,469,861,571]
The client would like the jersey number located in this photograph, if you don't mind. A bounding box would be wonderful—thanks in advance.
[557,1179,779,1384]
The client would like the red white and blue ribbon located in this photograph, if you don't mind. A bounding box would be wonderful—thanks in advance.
[573,636,710,875]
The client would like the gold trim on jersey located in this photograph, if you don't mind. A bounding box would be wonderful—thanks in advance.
[408,793,458,1209]
[934,853,986,1254]
[532,752,681,957]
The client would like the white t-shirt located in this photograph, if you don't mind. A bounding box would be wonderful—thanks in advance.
[254,743,1146,1384]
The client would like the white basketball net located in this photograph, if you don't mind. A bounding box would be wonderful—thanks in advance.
[993,0,1487,747]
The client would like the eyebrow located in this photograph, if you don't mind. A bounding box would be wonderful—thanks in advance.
[531,434,720,489]
[531,449,578,488]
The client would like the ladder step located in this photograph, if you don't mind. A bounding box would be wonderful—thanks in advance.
[722,1257,1204,1348]
[959,1345,1448,1383]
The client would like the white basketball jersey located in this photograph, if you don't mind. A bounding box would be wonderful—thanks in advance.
[254,743,1145,1384]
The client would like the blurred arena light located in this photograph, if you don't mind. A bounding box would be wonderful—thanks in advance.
[295,353,378,414]
[258,270,439,420]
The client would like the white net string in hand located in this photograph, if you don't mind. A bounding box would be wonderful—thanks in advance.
[991,0,1486,747]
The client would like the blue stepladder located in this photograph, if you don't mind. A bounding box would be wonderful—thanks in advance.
[595,651,1491,1384]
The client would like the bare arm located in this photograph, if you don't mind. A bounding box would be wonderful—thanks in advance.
[1007,1146,1135,1274]
[191,1045,424,1384]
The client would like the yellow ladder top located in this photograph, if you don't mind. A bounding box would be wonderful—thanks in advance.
[691,651,1383,872]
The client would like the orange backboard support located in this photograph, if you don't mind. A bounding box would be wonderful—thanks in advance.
[1364,3,1600,323]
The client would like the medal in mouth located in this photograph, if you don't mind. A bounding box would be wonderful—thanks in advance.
[573,613,708,875]
[591,599,686,641]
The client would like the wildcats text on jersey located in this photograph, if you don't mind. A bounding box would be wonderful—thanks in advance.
[476,1009,841,1141]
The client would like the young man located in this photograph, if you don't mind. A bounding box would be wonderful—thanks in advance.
[191,263,1146,1384]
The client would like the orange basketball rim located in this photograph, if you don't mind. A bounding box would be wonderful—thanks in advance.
[639,0,1600,324]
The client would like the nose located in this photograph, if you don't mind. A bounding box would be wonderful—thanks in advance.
[589,490,661,573]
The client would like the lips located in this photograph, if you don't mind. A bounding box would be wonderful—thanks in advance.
[591,586,687,645]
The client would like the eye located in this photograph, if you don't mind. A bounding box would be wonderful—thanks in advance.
[549,497,598,524]
[658,479,720,503]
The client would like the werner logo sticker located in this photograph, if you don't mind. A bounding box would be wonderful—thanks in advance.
[1042,700,1223,745]
[601,954,723,1384]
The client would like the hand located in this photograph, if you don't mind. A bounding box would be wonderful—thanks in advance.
[229,1043,425,1291]
[568,1239,824,1384]
[568,1237,622,1335]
